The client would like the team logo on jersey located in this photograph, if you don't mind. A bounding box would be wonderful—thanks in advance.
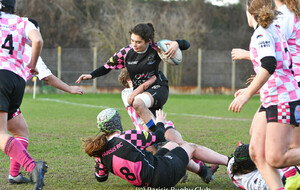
[258,41,271,48]
[143,131,149,140]
[275,24,280,29]
[148,53,155,61]
[256,34,263,39]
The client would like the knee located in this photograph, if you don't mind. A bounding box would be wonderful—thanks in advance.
[265,152,285,168]
[249,144,263,164]
[132,98,145,111]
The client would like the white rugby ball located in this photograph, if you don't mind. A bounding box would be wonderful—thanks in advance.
[157,39,182,65]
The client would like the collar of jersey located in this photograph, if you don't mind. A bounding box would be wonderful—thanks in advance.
[137,44,149,54]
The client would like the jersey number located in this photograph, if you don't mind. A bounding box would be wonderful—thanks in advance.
[2,34,14,55]
[120,167,136,181]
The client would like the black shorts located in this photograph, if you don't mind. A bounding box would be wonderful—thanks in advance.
[258,100,300,126]
[146,82,169,111]
[150,147,189,188]
[0,70,25,120]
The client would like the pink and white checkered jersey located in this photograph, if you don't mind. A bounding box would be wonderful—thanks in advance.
[274,4,300,83]
[0,13,37,81]
[249,23,300,108]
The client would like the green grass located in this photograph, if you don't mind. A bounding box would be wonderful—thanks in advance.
[0,93,261,190]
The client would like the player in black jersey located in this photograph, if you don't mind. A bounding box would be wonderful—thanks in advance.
[76,23,190,133]
[83,108,228,188]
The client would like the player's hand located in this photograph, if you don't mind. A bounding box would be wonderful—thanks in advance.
[228,93,251,113]
[234,88,246,98]
[246,75,256,85]
[127,94,135,105]
[30,67,39,75]
[69,86,83,95]
[155,109,166,124]
[164,41,179,59]
[76,74,92,84]
[231,48,249,61]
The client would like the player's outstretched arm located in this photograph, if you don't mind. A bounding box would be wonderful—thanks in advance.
[75,74,92,84]
[231,48,250,61]
[44,75,83,94]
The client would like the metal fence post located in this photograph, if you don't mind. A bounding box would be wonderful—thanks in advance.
[93,47,98,93]
[57,46,62,79]
[231,60,236,94]
[198,48,202,94]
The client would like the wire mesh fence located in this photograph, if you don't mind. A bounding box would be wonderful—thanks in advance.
[26,47,255,94]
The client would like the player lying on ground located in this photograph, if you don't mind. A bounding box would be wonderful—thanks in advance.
[118,68,220,183]
[227,142,300,190]
[83,108,228,188]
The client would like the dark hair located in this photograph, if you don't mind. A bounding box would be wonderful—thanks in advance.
[0,0,15,14]
[129,23,155,45]
[83,132,114,157]
[247,0,278,28]
[231,144,257,179]
[118,68,130,88]
[28,18,39,29]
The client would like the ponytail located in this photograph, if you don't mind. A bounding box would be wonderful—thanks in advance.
[83,132,112,157]
[247,0,278,28]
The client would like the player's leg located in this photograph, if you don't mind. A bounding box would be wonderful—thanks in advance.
[132,92,155,131]
[265,123,300,167]
[249,109,284,189]
[289,127,300,169]
[7,113,31,184]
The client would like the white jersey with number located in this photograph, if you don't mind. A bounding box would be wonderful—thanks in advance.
[249,24,300,107]
[273,4,300,82]
[23,44,52,81]
[0,13,37,81]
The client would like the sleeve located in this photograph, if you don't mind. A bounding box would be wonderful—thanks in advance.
[94,157,109,182]
[149,122,166,143]
[35,57,53,80]
[120,128,165,150]
[23,18,38,41]
[175,40,190,50]
[103,45,132,69]
[90,66,111,79]
[256,30,276,61]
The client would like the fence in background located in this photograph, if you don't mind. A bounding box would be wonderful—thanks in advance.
[26,47,254,95]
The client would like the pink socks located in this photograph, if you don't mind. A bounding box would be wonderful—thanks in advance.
[5,137,35,173]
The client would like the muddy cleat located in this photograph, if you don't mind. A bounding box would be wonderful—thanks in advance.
[29,161,48,190]
[7,173,31,184]
[198,163,219,184]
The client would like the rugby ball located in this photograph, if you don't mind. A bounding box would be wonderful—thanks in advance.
[157,39,182,65]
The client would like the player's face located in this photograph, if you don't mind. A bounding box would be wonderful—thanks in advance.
[246,9,253,28]
[131,33,149,52]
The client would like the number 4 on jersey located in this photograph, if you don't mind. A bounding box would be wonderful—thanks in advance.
[2,34,14,54]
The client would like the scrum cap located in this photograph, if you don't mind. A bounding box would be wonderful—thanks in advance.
[97,108,123,132]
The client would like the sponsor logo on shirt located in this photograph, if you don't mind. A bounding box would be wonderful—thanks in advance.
[256,34,263,39]
[127,61,138,65]
[275,24,280,29]
[258,41,271,48]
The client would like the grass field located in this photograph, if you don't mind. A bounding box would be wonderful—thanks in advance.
[0,93,261,190]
